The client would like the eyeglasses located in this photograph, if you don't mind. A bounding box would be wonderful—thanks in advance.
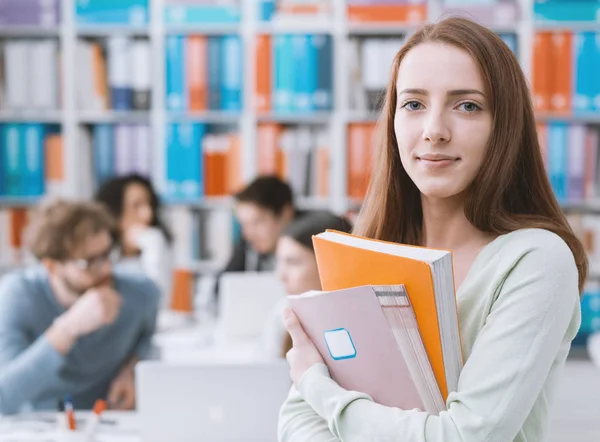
[68,248,119,272]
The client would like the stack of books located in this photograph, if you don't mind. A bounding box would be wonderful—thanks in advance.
[289,230,463,412]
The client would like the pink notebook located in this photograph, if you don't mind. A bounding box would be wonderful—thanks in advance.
[289,285,445,413]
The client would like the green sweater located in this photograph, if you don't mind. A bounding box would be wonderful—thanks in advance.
[278,228,582,442]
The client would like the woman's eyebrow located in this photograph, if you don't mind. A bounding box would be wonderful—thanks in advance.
[397,88,485,97]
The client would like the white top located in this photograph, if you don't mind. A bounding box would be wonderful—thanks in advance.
[118,227,173,309]
[278,228,582,442]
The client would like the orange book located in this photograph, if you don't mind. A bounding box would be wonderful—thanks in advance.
[312,230,463,400]
[188,35,208,111]
[9,209,28,261]
[226,134,243,194]
[550,32,572,113]
[255,35,271,113]
[532,32,552,112]
[347,123,376,199]
[170,268,194,312]
[45,134,64,182]
[203,135,217,196]
[91,43,109,110]
[45,134,64,196]
[257,123,283,175]
[347,4,427,23]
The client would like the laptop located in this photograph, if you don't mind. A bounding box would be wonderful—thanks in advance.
[217,272,287,343]
[136,360,292,442]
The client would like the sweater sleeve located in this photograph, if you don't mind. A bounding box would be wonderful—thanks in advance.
[0,275,66,414]
[279,233,581,442]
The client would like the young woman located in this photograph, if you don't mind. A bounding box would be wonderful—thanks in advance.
[95,174,173,306]
[260,212,352,359]
[279,17,587,442]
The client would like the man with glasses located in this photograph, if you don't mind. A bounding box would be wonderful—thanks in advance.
[0,199,159,414]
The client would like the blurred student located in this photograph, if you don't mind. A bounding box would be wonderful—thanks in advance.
[95,174,173,305]
[225,176,297,274]
[0,200,159,414]
[260,212,352,359]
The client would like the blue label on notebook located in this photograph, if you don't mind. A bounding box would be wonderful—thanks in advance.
[324,328,356,361]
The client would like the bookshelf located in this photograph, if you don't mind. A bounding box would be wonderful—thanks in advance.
[1,0,600,268]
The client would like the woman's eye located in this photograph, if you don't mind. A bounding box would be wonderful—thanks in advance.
[458,102,481,112]
[403,101,423,111]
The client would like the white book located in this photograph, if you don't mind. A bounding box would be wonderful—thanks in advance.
[4,40,30,109]
[30,39,58,109]
[76,40,93,110]
[131,40,151,110]
[108,37,131,95]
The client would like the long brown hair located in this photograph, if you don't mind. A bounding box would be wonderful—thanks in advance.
[353,17,588,292]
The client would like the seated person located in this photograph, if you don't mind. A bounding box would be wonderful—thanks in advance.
[260,211,352,359]
[95,174,173,307]
[0,199,159,414]
[225,176,297,274]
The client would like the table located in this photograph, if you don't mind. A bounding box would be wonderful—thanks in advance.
[0,411,139,442]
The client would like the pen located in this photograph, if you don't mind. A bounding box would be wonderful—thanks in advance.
[64,396,77,431]
[85,399,107,437]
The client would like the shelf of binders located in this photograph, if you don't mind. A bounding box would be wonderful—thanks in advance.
[536,113,600,125]
[167,111,241,124]
[346,111,380,124]
[0,26,61,37]
[256,112,333,124]
[346,23,422,36]
[78,110,151,124]
[164,24,240,36]
[76,25,150,37]
[256,21,333,35]
[0,110,63,124]
[534,21,600,32]
[561,200,600,213]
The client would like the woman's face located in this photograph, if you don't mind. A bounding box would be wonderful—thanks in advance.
[394,42,493,201]
[121,182,153,232]
[275,236,322,295]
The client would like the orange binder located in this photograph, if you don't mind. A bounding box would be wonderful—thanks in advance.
[255,35,271,113]
[532,32,552,112]
[313,230,459,399]
[347,4,427,23]
[188,35,208,111]
[550,32,572,113]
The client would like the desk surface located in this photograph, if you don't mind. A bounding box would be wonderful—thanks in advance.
[0,411,138,441]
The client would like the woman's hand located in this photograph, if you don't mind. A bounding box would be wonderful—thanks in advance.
[283,308,325,388]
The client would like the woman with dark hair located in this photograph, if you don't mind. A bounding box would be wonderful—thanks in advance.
[95,174,173,305]
[279,17,586,442]
[260,211,352,359]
